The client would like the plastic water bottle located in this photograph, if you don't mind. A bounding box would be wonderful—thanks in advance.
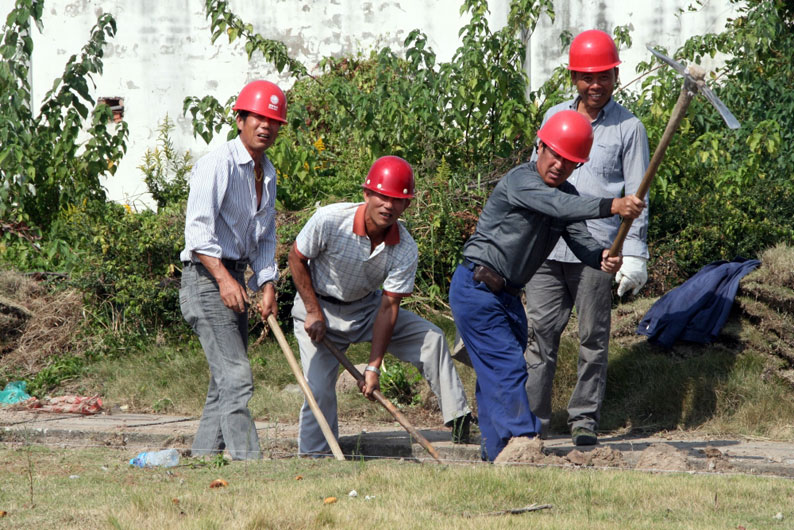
[129,448,180,468]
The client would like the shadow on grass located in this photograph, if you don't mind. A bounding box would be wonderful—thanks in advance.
[598,339,741,433]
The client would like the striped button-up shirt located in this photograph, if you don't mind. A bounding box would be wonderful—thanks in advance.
[180,136,278,291]
[294,202,418,301]
[532,97,650,261]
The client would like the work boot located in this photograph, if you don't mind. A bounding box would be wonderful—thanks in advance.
[571,426,597,446]
[450,413,472,444]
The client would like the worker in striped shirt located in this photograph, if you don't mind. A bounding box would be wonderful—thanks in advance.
[179,80,286,460]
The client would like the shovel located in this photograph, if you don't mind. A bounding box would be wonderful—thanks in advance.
[267,314,345,461]
[320,337,443,463]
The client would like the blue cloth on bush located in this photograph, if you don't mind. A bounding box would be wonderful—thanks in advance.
[637,257,760,348]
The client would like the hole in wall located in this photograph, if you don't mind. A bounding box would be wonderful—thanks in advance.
[97,97,124,123]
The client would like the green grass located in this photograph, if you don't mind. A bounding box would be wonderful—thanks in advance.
[81,313,478,429]
[73,307,794,441]
[544,336,794,439]
[1,445,792,529]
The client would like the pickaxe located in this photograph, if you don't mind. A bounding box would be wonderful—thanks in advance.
[608,45,740,257]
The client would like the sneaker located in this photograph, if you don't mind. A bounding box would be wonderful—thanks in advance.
[571,426,597,446]
[450,413,472,444]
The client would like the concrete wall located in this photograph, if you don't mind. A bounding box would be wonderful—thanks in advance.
[28,0,736,208]
[526,0,736,91]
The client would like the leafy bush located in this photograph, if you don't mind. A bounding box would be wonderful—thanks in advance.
[50,201,186,333]
[380,359,423,406]
[139,116,192,211]
[633,0,794,284]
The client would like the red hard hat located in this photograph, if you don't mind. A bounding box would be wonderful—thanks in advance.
[537,110,593,163]
[232,80,287,123]
[363,156,415,199]
[568,29,621,73]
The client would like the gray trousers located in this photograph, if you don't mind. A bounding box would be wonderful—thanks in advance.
[525,260,612,435]
[180,263,261,460]
[292,291,470,455]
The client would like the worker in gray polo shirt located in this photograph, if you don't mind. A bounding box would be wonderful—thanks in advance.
[524,29,650,446]
[179,80,285,460]
[289,156,472,455]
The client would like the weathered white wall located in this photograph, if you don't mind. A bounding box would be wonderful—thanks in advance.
[28,0,735,208]
[526,0,737,91]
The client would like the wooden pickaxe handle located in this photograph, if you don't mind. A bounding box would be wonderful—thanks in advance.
[267,315,346,461]
[320,337,443,463]
[608,84,695,257]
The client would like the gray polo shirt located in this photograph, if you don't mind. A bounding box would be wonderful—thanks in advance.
[531,97,650,261]
[462,162,613,288]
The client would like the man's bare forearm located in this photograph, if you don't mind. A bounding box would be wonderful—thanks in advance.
[368,294,401,367]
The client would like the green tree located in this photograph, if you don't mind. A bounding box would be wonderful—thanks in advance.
[0,0,127,233]
[632,0,794,279]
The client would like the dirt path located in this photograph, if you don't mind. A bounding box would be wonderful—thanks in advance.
[2,409,793,477]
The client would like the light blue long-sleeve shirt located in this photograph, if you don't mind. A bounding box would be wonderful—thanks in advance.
[180,136,278,291]
[532,97,650,260]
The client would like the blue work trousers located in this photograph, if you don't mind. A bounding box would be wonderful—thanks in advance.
[449,264,541,461]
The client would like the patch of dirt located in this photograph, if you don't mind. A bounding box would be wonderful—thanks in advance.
[701,445,733,472]
[581,446,626,467]
[494,436,547,464]
[634,443,689,471]
[493,437,625,467]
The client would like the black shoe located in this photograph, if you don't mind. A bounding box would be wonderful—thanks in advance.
[571,426,597,446]
[450,413,472,444]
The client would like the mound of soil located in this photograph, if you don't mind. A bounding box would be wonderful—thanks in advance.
[634,443,689,471]
[493,437,626,468]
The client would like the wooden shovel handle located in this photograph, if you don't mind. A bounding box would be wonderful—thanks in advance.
[267,315,345,461]
[320,337,443,463]
[609,85,695,257]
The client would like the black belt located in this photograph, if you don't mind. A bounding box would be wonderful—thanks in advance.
[221,258,249,272]
[463,259,521,297]
[317,293,363,306]
[182,259,248,272]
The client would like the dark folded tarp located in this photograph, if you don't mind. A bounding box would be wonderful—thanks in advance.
[637,257,761,348]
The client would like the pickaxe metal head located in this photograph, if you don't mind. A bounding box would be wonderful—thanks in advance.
[647,45,740,129]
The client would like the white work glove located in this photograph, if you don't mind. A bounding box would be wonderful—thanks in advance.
[615,256,648,297]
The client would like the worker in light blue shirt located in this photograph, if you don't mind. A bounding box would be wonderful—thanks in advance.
[524,30,650,447]
[179,80,286,460]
